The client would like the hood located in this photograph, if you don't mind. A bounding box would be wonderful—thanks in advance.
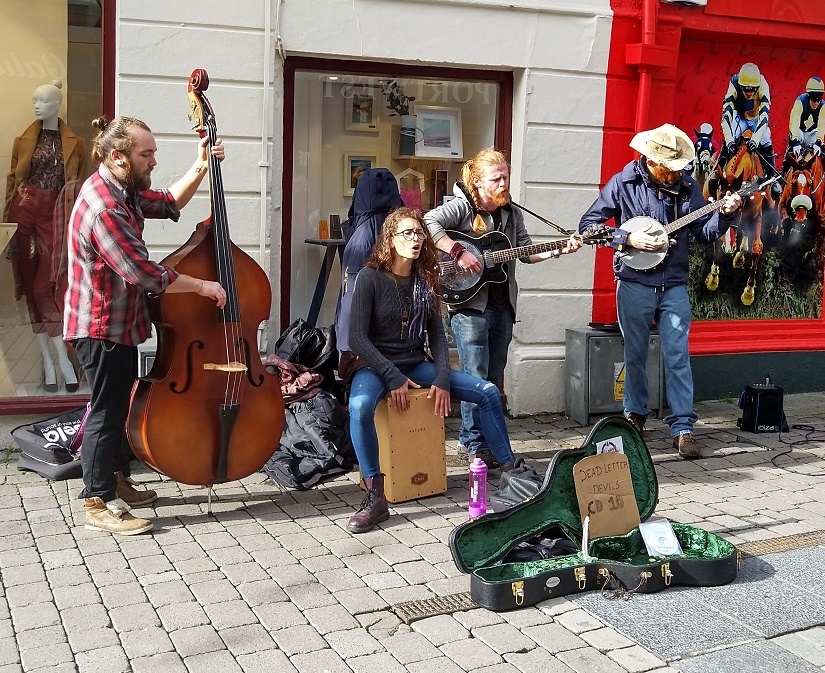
[349,168,403,217]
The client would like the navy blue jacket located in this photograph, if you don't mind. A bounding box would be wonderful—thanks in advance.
[578,159,736,287]
[334,168,402,352]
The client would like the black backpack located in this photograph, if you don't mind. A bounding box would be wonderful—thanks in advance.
[12,406,89,480]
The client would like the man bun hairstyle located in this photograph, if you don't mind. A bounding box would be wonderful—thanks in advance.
[461,148,510,233]
[91,116,151,167]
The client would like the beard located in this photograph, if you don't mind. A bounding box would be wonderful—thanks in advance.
[122,161,152,192]
[490,187,509,208]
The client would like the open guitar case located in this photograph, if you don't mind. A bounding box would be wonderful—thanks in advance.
[448,416,738,611]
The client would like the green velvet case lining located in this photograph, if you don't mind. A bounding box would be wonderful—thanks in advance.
[473,523,736,583]
[453,417,659,573]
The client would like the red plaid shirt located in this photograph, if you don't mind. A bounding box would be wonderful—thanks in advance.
[63,164,181,345]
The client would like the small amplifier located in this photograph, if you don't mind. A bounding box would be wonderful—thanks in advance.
[737,380,788,433]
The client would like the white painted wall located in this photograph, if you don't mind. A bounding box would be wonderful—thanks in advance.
[116,0,613,416]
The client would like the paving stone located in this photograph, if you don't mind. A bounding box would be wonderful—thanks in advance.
[772,628,825,666]
[372,544,423,565]
[335,587,389,615]
[472,623,537,654]
[581,626,636,651]
[5,582,53,608]
[382,630,443,664]
[270,623,328,655]
[290,648,349,673]
[607,645,667,672]
[522,624,587,653]
[315,567,367,592]
[11,602,60,631]
[346,651,407,673]
[268,563,317,588]
[439,637,502,670]
[553,609,605,634]
[325,627,384,658]
[183,648,244,673]
[169,624,224,658]
[252,601,307,630]
[109,601,162,633]
[556,647,628,673]
[119,625,175,659]
[0,639,19,667]
[304,604,361,635]
[202,599,258,629]
[362,571,408,591]
[453,608,505,629]
[2,564,47,587]
[220,561,269,585]
[99,582,148,609]
[406,657,466,673]
[75,644,130,673]
[503,649,578,673]
[236,579,287,606]
[190,578,242,603]
[218,623,276,656]
[156,601,210,632]
[412,614,470,647]
[143,579,195,608]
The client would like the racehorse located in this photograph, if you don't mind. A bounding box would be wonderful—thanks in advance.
[703,133,774,305]
[777,148,825,286]
[691,123,716,192]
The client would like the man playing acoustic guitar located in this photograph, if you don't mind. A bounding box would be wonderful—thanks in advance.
[578,124,742,459]
[425,148,580,467]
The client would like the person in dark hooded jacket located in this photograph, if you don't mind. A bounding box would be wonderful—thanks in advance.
[334,168,403,370]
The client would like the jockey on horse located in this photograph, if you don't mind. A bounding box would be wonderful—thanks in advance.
[779,76,824,180]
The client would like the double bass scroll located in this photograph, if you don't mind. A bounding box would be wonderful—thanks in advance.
[127,68,285,487]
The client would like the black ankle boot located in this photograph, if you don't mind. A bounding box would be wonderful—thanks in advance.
[347,475,390,533]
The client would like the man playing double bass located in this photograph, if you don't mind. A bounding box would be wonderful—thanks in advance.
[64,116,226,536]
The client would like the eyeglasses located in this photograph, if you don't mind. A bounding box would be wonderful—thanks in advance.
[394,229,427,241]
[809,94,823,102]
[741,86,758,94]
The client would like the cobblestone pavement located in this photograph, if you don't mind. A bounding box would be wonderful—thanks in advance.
[1,393,825,673]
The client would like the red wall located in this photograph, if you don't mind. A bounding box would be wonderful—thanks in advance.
[596,0,825,354]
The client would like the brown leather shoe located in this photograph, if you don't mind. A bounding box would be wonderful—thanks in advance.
[673,433,701,459]
[347,475,390,534]
[625,412,646,433]
[84,498,153,536]
[116,472,157,507]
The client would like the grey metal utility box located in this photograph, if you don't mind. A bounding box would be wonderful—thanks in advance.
[565,327,664,426]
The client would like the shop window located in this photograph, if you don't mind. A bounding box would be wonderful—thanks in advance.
[286,61,506,331]
[1,0,103,404]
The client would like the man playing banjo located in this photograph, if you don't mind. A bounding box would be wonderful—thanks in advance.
[578,124,742,459]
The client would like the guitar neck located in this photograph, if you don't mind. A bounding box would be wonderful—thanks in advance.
[663,198,724,236]
[489,239,565,264]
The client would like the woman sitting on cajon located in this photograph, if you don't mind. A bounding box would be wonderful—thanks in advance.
[346,207,516,533]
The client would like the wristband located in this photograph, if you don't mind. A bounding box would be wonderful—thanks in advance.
[449,241,465,260]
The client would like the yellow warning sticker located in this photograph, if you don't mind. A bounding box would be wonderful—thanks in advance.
[614,363,625,402]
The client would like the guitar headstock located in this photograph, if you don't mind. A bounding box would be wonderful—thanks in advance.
[581,224,615,246]
[187,68,215,140]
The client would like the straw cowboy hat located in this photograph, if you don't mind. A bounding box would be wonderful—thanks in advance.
[629,123,695,171]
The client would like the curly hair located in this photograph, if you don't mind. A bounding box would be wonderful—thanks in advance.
[365,207,442,314]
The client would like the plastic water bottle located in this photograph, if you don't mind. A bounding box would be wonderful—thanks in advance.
[468,457,488,518]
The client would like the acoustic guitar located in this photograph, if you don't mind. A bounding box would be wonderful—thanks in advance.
[618,175,778,271]
[438,226,611,305]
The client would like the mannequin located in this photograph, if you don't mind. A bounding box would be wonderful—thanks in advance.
[4,80,87,393]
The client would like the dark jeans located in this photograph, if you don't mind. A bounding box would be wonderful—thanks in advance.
[72,338,136,501]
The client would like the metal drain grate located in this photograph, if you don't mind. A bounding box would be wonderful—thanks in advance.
[737,529,825,557]
[392,592,477,624]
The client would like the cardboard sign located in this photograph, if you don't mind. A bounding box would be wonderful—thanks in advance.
[574,452,640,539]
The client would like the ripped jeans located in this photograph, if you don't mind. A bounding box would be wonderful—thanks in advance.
[349,361,516,477]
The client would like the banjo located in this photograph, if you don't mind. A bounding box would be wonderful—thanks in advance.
[618,175,778,271]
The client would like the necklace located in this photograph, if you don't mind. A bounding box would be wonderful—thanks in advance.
[392,275,413,339]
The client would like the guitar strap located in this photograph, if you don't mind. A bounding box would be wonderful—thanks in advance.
[510,200,573,236]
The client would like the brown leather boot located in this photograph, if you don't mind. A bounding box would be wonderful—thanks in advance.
[84,497,153,536]
[673,433,702,459]
[624,412,646,433]
[116,472,158,507]
[347,475,390,534]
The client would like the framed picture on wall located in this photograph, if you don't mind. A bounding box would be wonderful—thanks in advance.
[344,90,379,132]
[414,105,463,159]
[344,153,377,196]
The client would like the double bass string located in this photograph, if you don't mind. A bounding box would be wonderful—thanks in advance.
[205,119,244,408]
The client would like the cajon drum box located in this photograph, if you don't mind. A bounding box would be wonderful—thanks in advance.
[365,389,447,503]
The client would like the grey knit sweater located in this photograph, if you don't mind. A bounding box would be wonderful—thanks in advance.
[348,267,451,391]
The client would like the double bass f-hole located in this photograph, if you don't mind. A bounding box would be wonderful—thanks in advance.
[127,68,285,494]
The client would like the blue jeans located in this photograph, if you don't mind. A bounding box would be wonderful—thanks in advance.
[349,361,515,477]
[616,280,697,437]
[450,308,514,452]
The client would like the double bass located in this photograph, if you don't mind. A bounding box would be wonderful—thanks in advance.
[128,69,285,488]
